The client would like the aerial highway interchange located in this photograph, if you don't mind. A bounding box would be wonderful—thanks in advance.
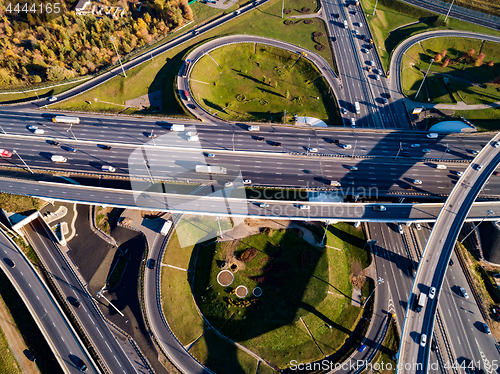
[0,0,499,373]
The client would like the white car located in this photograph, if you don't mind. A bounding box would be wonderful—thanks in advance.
[353,30,359,35]
[299,205,310,210]
[429,287,436,300]
[415,223,421,230]
[356,22,363,27]
[342,144,352,149]
[420,334,427,347]
[28,125,44,135]
[350,118,356,127]
[308,147,318,153]
[48,96,58,102]
[411,144,420,148]
[456,171,463,177]
[375,75,380,80]
[259,203,269,208]
[341,107,347,114]
[398,224,403,234]
[493,141,499,148]
[243,179,252,185]
[373,205,386,211]
[224,182,233,188]
[348,166,358,171]
[422,148,430,153]
[206,153,215,158]
[460,287,469,299]
[413,179,422,185]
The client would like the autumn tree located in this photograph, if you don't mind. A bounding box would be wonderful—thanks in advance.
[488,61,494,67]
[434,53,443,63]
[442,58,450,68]
[441,49,447,57]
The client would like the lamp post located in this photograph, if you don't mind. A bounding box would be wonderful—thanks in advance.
[67,123,77,141]
[320,220,331,247]
[444,0,455,22]
[96,286,124,316]
[395,142,403,160]
[363,277,384,307]
[216,216,223,240]
[143,159,154,184]
[372,0,379,15]
[441,143,450,159]
[460,210,494,244]
[13,150,34,174]
[415,59,434,100]
[351,139,357,158]
[110,37,127,78]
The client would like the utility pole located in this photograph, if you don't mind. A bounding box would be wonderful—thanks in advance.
[351,139,357,158]
[444,0,455,22]
[0,126,6,134]
[415,59,434,100]
[110,37,127,78]
[216,216,223,240]
[372,0,379,15]
[283,110,286,125]
[281,0,284,18]
[441,143,449,159]
[13,150,34,174]
[320,220,331,247]
[232,131,235,152]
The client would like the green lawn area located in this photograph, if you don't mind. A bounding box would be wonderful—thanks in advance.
[362,0,500,71]
[51,0,337,117]
[454,107,500,132]
[106,249,130,289]
[283,0,321,15]
[402,37,500,104]
[189,329,259,374]
[192,224,367,370]
[190,43,338,123]
[0,193,42,213]
[0,308,21,374]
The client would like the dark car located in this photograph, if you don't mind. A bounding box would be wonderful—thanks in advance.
[325,138,339,144]
[24,350,36,362]
[256,136,265,141]
[62,146,76,153]
[68,296,81,308]
[47,140,60,146]
[77,358,88,372]
[272,142,282,147]
[358,344,366,352]
[431,339,438,352]
[449,259,454,266]
[4,258,15,268]
[147,259,156,269]
[331,36,337,42]
[98,144,112,150]
[402,151,410,157]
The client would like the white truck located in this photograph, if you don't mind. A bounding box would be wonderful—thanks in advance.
[343,20,348,28]
[416,293,427,313]
[170,124,185,132]
[51,155,67,162]
[354,102,360,114]
[195,165,227,174]
[188,135,199,142]
[160,220,173,235]
[52,116,80,124]
[248,125,260,131]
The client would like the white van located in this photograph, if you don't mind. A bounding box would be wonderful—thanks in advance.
[248,125,260,131]
[170,124,185,132]
[51,155,67,162]
[101,165,116,172]
[427,133,438,139]
[436,164,447,169]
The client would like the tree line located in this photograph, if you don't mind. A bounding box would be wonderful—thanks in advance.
[0,0,193,87]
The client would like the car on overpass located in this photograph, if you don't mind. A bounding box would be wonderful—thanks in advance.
[373,205,386,211]
[412,179,422,185]
[0,149,12,157]
[420,334,427,347]
[428,287,436,299]
[459,287,469,299]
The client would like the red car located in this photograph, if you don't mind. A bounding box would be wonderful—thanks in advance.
[0,149,12,158]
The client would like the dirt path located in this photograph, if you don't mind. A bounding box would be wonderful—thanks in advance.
[0,296,41,374]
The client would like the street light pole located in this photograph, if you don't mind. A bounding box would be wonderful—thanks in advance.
[13,150,34,174]
[320,220,331,247]
[281,0,284,18]
[441,143,450,159]
[415,59,434,100]
[96,287,124,317]
[67,123,77,141]
[351,139,357,157]
[143,159,154,184]
[372,0,379,16]
[110,37,127,78]
[395,142,403,160]
[460,210,494,244]
[363,277,384,307]
[216,216,223,240]
[444,0,455,22]
[232,131,235,152]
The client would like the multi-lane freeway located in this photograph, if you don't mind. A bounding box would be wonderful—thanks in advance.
[0,229,97,374]
[400,133,500,374]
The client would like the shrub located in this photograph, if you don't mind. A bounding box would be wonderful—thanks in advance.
[488,61,494,67]
[236,94,246,101]
[301,7,311,13]
[442,58,450,68]
[238,247,258,262]
[284,20,294,25]
[434,53,442,63]
[315,44,326,51]
[284,8,292,14]
[304,19,314,24]
[313,32,324,38]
